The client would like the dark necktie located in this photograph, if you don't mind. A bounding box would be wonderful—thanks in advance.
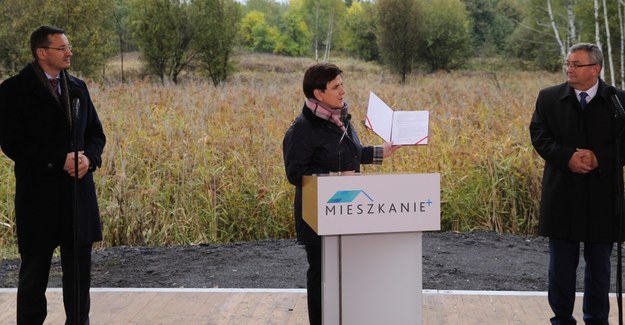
[580,92,588,110]
[49,78,60,99]
[49,78,71,125]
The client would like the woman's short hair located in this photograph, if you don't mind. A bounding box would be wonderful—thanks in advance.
[30,25,66,59]
[303,63,343,99]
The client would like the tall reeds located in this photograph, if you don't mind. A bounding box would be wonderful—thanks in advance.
[0,54,561,253]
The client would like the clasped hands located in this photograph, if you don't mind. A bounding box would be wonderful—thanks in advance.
[568,148,598,174]
[64,151,90,179]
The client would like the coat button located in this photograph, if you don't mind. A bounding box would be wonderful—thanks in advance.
[47,163,53,169]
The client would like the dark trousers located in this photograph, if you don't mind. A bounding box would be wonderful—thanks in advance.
[17,244,92,325]
[548,238,612,325]
[305,244,322,325]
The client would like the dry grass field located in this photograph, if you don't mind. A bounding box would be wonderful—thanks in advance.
[0,53,562,255]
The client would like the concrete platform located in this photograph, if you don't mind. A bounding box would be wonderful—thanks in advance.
[0,288,621,324]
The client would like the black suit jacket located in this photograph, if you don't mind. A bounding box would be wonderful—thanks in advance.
[0,63,106,254]
[530,79,625,243]
[282,104,376,245]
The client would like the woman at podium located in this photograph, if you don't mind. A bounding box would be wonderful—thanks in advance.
[282,63,399,325]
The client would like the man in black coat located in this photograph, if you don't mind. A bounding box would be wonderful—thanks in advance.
[530,43,625,325]
[0,25,106,324]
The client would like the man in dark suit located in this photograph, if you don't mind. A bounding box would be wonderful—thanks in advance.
[0,25,106,324]
[530,43,625,325]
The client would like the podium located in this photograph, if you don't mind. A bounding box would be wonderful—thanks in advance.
[303,173,440,325]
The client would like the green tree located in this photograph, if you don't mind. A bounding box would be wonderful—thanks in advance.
[0,0,115,79]
[240,11,278,53]
[128,0,195,83]
[376,0,422,83]
[489,3,519,53]
[251,23,280,53]
[192,0,241,86]
[505,21,561,71]
[243,0,287,26]
[60,0,117,77]
[0,0,40,76]
[461,0,524,56]
[344,2,379,62]
[241,11,266,48]
[274,10,311,56]
[419,0,471,71]
[463,0,496,54]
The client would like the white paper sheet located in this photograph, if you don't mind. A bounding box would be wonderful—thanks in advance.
[365,92,394,142]
[365,92,429,145]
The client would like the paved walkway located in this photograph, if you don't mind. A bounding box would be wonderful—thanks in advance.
[0,288,622,324]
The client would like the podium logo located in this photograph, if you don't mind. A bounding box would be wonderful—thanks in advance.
[327,190,373,203]
[324,189,430,216]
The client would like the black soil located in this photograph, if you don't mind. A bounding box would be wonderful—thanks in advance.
[1,231,621,291]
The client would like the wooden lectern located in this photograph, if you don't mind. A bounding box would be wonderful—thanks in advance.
[303,173,440,325]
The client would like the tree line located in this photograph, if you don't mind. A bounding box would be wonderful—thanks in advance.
[0,0,624,86]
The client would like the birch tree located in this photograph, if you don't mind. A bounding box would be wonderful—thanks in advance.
[294,0,345,61]
[594,0,602,49]
[593,0,606,80]
[547,0,566,64]
[602,0,615,85]
[323,10,334,61]
[567,0,576,43]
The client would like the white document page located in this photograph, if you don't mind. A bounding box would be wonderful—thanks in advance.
[365,92,394,142]
[365,92,429,145]
[391,111,429,145]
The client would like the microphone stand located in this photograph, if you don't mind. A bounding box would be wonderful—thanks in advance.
[337,115,351,176]
[610,88,625,325]
[615,107,625,325]
[71,101,80,325]
[338,131,347,175]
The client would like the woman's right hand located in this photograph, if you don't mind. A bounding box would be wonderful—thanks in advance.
[383,142,401,157]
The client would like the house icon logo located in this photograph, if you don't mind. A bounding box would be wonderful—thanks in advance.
[326,190,374,204]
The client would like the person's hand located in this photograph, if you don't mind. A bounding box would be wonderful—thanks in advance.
[64,151,90,179]
[576,148,598,168]
[568,148,597,174]
[340,170,356,176]
[383,142,401,158]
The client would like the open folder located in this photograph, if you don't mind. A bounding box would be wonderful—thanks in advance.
[364,92,429,145]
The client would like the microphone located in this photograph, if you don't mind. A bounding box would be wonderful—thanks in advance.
[70,88,82,122]
[606,86,625,119]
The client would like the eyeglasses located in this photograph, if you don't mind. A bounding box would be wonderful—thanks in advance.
[42,45,73,52]
[564,62,597,69]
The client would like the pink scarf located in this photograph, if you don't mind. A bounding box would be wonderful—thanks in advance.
[305,98,348,133]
